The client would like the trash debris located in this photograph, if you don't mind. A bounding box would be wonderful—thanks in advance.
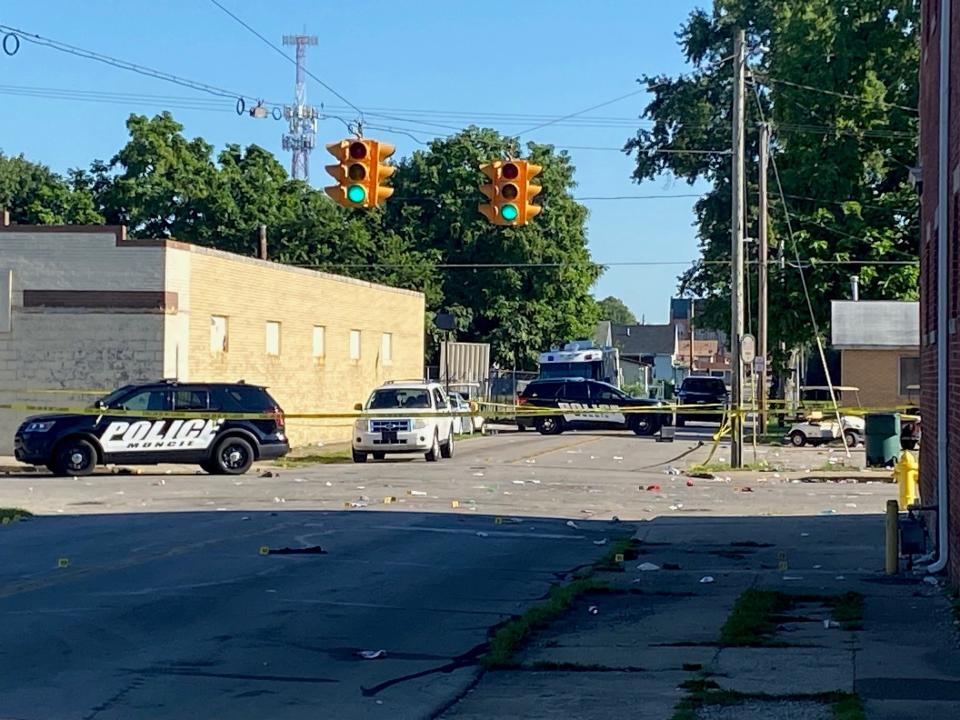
[151,479,166,486]
[668,505,679,511]
[345,499,368,508]
[821,509,837,515]
[613,456,624,461]
[644,484,662,492]
[638,562,661,571]
[813,564,822,569]
[738,486,754,493]
[699,576,715,584]
[686,480,695,487]
[565,520,579,529]
[783,575,803,581]
[923,576,939,586]
[273,497,286,503]
[665,466,681,476]
[451,500,461,508]
[589,456,598,460]
[772,473,781,478]
[476,531,489,538]
[823,619,840,629]
[611,516,620,523]
[524,459,536,464]
[356,486,365,490]
[472,472,485,477]
[512,480,526,485]
[325,481,333,487]
[530,479,541,484]
[241,516,250,521]
[260,470,278,478]
[293,478,306,483]
[844,503,857,508]
[801,532,810,537]
[565,450,582,455]
[357,650,387,660]
[264,546,326,555]
[835,575,846,580]
[593,539,608,546]
[383,496,397,504]
[587,605,599,615]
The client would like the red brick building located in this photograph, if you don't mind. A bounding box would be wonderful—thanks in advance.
[919,0,959,583]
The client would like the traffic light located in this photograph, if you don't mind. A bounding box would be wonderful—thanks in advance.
[324,138,396,208]
[478,159,542,226]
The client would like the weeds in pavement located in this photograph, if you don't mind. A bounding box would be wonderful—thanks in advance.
[482,578,611,668]
[688,461,774,474]
[273,450,352,467]
[720,590,864,645]
[0,508,32,525]
[670,680,865,720]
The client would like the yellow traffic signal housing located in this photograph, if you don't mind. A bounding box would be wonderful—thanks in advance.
[478,159,543,226]
[324,138,396,208]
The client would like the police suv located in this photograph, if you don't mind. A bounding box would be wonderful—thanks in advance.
[14,380,289,476]
[517,378,669,436]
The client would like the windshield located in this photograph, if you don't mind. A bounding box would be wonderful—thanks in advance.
[367,388,432,410]
[682,378,727,394]
[91,385,134,409]
[539,362,597,380]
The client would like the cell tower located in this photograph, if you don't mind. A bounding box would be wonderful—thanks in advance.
[282,34,319,181]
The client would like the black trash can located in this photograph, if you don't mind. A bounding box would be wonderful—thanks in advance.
[865,413,901,468]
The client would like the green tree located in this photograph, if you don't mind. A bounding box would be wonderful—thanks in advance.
[624,0,919,359]
[384,127,601,366]
[597,296,637,325]
[0,152,102,224]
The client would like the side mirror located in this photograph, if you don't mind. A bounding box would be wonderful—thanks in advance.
[354,403,363,411]
[95,400,107,411]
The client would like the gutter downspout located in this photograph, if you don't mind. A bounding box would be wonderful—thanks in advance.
[928,0,951,575]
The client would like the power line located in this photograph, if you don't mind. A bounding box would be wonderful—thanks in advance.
[514,86,658,137]
[293,258,917,270]
[0,23,261,104]
[207,0,364,119]
[753,73,918,114]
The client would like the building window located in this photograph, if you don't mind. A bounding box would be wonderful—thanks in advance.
[899,356,920,396]
[266,321,281,356]
[349,329,361,360]
[210,315,228,353]
[312,325,326,358]
[381,332,393,363]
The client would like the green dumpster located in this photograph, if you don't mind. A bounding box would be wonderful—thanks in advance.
[865,413,901,467]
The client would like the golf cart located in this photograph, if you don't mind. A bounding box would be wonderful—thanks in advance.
[787,386,864,448]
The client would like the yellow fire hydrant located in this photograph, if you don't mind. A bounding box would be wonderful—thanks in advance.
[894,451,919,510]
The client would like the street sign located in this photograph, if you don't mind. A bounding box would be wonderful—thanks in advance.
[740,334,756,364]
[753,356,765,373]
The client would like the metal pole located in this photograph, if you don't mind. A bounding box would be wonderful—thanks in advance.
[689,298,695,376]
[885,499,899,575]
[758,122,769,434]
[730,28,746,468]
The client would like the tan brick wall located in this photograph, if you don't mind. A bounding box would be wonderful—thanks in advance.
[840,349,919,409]
[176,245,425,447]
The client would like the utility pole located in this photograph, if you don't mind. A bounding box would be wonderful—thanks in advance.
[730,28,746,468]
[282,34,319,182]
[757,122,770,434]
[689,298,695,376]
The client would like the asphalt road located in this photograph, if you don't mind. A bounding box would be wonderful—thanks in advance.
[0,426,895,719]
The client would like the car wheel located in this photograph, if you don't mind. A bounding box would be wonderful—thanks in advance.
[843,430,859,448]
[352,450,368,463]
[536,417,563,435]
[425,432,440,462]
[372,451,386,461]
[212,436,255,475]
[789,431,807,447]
[440,431,455,459]
[51,437,97,477]
[199,460,218,474]
[516,423,527,432]
[630,415,656,436]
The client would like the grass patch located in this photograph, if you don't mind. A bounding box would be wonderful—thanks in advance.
[482,578,610,668]
[0,507,32,525]
[688,461,772,474]
[592,537,644,573]
[720,590,794,646]
[671,683,865,720]
[720,590,865,645]
[272,449,352,467]
[527,660,644,672]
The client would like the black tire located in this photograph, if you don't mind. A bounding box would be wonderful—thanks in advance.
[516,423,527,432]
[211,436,255,475]
[352,450,368,463]
[51,437,97,477]
[536,416,564,435]
[630,414,658,436]
[200,460,218,474]
[372,451,386,461]
[790,431,806,447]
[843,430,858,448]
[440,430,455,459]
[425,432,441,462]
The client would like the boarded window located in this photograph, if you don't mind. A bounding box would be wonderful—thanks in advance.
[313,326,326,358]
[210,315,228,353]
[266,321,281,356]
[349,329,361,360]
[381,332,393,363]
[899,356,920,396]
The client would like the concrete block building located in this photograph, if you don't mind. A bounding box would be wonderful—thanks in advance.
[0,223,425,452]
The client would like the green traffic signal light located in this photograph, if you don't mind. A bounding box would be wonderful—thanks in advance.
[501,204,519,221]
[347,185,366,204]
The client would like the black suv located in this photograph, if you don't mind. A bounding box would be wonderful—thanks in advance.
[675,375,729,426]
[14,381,289,476]
[517,378,669,436]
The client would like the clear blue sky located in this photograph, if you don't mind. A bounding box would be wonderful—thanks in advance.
[0,0,709,324]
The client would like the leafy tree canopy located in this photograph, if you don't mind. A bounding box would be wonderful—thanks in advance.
[597,296,638,325]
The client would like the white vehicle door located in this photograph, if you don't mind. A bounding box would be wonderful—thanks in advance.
[433,388,452,440]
